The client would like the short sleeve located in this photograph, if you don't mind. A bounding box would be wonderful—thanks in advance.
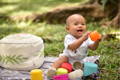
[86,37,94,46]
[64,34,76,49]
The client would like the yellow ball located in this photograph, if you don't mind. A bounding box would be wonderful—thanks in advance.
[56,68,68,75]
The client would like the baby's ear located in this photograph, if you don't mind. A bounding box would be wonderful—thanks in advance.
[66,26,69,31]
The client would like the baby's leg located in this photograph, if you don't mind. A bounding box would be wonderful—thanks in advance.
[47,56,68,78]
[52,56,68,69]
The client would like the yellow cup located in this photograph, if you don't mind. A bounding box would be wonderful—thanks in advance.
[30,69,43,80]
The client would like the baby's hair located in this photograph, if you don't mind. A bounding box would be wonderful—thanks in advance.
[66,14,85,26]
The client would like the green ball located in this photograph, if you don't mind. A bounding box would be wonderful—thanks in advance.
[56,68,68,75]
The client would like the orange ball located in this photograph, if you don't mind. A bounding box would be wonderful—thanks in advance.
[90,31,101,41]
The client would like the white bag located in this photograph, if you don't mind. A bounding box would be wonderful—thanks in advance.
[0,33,44,70]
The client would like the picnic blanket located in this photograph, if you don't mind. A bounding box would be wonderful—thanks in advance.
[0,57,57,80]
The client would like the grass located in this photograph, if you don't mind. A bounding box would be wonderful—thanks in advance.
[89,39,120,80]
[0,0,87,16]
[0,0,120,80]
[0,21,119,80]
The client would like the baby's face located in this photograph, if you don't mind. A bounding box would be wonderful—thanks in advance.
[66,15,86,38]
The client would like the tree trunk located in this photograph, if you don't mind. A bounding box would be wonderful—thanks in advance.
[110,12,120,28]
[10,3,105,24]
[110,0,120,28]
[101,0,120,27]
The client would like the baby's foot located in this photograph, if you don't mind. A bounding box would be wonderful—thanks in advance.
[47,67,56,79]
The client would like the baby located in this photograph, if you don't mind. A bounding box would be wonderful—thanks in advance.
[47,14,101,78]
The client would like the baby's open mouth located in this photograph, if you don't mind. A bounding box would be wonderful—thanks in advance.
[77,29,83,32]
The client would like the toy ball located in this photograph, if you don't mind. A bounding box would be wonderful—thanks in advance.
[53,74,69,80]
[56,68,68,75]
[68,69,83,80]
[83,62,98,76]
[90,31,101,41]
[61,62,72,72]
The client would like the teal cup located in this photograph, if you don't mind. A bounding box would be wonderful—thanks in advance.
[83,62,98,76]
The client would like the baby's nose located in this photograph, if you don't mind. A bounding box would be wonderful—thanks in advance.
[78,24,83,27]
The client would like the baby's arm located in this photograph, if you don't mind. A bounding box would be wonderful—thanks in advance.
[68,32,90,51]
[88,39,101,50]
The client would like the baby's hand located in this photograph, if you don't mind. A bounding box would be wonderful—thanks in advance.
[82,31,90,41]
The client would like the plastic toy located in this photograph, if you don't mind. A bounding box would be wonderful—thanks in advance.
[68,69,83,80]
[83,62,98,76]
[72,61,83,70]
[56,68,68,75]
[30,69,43,80]
[90,31,101,41]
[53,74,69,80]
[60,62,72,72]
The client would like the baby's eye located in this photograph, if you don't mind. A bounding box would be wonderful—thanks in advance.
[81,23,85,25]
[74,23,79,25]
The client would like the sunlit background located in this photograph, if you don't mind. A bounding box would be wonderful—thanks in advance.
[0,0,119,79]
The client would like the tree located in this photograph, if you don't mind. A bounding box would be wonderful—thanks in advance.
[8,0,120,27]
[97,0,120,27]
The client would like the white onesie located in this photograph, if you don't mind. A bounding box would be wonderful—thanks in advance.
[59,34,94,64]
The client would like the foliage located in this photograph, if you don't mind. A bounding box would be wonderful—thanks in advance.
[0,55,27,64]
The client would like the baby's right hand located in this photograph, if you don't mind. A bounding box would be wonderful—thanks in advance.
[82,32,90,41]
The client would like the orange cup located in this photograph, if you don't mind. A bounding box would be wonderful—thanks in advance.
[90,31,101,41]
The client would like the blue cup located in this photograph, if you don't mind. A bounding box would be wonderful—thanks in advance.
[83,62,98,76]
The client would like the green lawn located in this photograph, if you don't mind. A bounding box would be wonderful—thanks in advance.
[0,0,87,16]
[0,0,120,80]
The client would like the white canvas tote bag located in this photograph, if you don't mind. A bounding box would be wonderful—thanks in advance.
[0,33,44,70]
